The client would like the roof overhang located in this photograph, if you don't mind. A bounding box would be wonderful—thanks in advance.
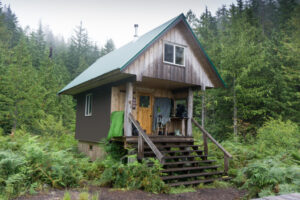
[58,69,134,95]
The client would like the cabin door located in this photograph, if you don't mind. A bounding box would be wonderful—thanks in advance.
[137,93,153,135]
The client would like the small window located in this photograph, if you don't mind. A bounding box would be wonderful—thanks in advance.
[85,94,93,116]
[163,42,185,66]
[175,46,184,65]
[139,96,150,107]
[164,43,174,63]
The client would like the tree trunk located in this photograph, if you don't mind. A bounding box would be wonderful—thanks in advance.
[11,104,18,135]
[233,77,238,137]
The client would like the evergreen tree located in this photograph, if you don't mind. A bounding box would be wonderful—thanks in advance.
[99,38,115,57]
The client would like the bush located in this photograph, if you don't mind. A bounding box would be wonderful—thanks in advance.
[256,118,300,155]
[0,131,102,199]
[99,157,169,193]
[238,158,300,197]
[214,119,300,198]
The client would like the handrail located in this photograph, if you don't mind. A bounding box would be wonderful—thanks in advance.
[128,113,164,163]
[192,118,232,173]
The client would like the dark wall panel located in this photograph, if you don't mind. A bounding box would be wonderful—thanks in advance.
[75,86,111,142]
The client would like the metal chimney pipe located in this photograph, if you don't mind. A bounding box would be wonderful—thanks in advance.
[134,24,138,38]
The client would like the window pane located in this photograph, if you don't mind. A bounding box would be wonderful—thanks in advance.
[164,44,174,63]
[85,96,89,115]
[85,94,92,116]
[175,46,184,65]
[139,96,150,107]
[89,95,92,115]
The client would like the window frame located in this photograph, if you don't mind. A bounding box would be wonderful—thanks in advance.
[85,93,93,116]
[163,42,185,67]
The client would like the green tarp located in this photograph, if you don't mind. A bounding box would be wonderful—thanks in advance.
[107,111,124,140]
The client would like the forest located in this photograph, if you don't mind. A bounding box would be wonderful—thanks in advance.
[0,0,299,199]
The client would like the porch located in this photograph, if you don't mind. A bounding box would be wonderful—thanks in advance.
[109,78,232,186]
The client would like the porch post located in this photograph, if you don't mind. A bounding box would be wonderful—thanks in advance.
[187,87,193,137]
[202,85,208,156]
[124,82,133,136]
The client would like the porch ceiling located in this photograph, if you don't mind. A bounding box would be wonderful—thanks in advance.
[135,77,201,90]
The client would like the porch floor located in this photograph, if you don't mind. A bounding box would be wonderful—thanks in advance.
[111,135,194,143]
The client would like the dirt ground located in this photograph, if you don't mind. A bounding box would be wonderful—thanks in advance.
[15,186,245,200]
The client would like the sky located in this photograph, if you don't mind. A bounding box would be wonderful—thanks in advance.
[2,0,236,48]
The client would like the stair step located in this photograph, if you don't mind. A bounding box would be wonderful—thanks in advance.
[162,150,203,154]
[162,171,223,180]
[164,155,209,160]
[162,165,219,173]
[168,177,231,187]
[163,160,215,166]
[143,144,202,149]
[144,149,203,155]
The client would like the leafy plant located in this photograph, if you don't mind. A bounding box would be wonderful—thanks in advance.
[100,158,169,193]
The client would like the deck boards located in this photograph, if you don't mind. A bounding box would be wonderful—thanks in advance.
[253,193,300,200]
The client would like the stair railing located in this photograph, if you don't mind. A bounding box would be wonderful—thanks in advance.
[192,118,232,173]
[128,113,165,164]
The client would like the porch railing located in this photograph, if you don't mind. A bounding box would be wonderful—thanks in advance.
[192,118,232,173]
[128,113,165,164]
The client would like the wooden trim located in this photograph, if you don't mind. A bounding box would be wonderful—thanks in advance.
[128,113,164,163]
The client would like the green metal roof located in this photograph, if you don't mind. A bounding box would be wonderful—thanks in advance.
[59,13,225,94]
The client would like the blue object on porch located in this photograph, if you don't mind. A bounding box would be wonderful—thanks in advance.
[153,98,171,131]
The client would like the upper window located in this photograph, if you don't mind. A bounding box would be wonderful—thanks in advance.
[163,43,185,66]
[85,94,93,116]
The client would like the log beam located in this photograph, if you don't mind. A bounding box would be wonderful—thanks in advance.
[187,87,193,136]
[202,85,208,156]
[124,82,133,136]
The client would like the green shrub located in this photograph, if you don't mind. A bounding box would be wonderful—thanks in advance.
[238,158,300,197]
[100,158,169,193]
[202,118,300,198]
[0,132,103,199]
[256,119,300,155]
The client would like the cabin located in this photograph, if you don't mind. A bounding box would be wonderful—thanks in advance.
[59,13,232,186]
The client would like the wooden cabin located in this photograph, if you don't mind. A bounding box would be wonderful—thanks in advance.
[59,14,232,186]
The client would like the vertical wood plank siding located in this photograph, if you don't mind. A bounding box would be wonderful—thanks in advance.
[123,21,215,88]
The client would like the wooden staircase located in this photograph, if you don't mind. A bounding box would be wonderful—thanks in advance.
[127,113,232,187]
[127,137,230,186]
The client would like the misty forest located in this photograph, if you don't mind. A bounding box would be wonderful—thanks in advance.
[0,0,299,199]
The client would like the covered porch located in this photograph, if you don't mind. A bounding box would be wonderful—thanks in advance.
[112,77,205,138]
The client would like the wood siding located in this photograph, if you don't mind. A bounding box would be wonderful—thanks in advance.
[75,86,111,142]
[123,21,215,88]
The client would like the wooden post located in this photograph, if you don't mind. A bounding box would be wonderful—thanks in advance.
[138,134,144,160]
[187,87,193,137]
[202,85,208,156]
[124,82,133,136]
[224,153,229,174]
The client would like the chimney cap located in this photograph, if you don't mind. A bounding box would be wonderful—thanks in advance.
[134,24,138,28]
